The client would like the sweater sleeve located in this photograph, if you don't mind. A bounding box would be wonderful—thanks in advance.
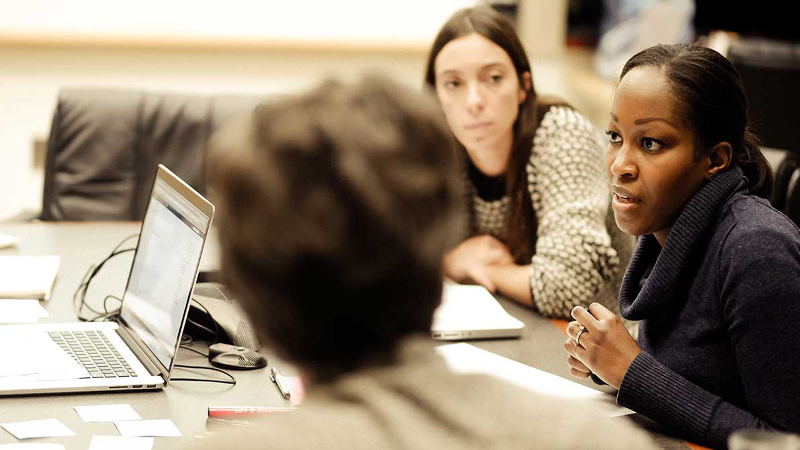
[618,217,800,449]
[527,107,620,318]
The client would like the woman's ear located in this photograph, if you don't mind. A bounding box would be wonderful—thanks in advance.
[706,142,733,179]
[519,71,532,104]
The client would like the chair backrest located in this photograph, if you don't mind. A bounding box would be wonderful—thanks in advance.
[41,88,266,221]
[761,146,800,227]
[728,38,800,155]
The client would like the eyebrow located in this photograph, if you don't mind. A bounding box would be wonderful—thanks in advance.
[437,62,509,77]
[609,112,678,128]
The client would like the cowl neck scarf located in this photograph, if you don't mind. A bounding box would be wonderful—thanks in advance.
[619,165,746,320]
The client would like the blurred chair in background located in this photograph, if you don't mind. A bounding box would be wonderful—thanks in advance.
[729,38,800,227]
[40,88,266,221]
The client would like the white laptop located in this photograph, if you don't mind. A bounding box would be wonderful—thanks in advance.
[431,281,525,340]
[0,164,214,396]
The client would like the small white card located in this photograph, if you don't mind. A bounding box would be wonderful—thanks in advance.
[114,419,181,437]
[0,419,75,439]
[75,404,141,422]
[0,444,65,449]
[0,232,17,249]
[88,436,154,450]
[0,300,48,324]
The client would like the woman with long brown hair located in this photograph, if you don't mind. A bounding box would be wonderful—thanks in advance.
[426,6,632,318]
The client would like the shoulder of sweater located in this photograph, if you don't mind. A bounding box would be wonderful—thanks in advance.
[536,105,596,136]
[715,192,800,250]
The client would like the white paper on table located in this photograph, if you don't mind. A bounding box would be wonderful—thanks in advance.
[0,232,17,249]
[0,419,75,439]
[0,300,48,324]
[115,419,182,437]
[0,330,89,382]
[0,444,65,450]
[75,404,141,422]
[0,256,60,300]
[435,343,634,417]
[88,436,154,450]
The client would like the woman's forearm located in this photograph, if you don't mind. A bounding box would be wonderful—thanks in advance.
[484,263,532,307]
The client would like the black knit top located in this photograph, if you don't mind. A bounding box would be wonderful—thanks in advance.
[616,165,800,449]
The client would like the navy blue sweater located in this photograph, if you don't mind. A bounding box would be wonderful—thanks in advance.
[616,166,800,449]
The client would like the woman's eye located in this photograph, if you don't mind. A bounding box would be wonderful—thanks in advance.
[443,80,460,89]
[489,74,503,83]
[605,130,622,144]
[642,138,664,152]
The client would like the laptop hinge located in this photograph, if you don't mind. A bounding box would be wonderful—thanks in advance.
[115,323,167,379]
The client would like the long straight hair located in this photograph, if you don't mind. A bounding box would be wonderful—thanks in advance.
[424,6,552,262]
[621,44,773,199]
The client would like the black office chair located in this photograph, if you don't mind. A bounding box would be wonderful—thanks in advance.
[40,88,266,221]
[761,146,800,227]
[729,38,800,157]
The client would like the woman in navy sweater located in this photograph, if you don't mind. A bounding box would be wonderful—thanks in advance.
[564,43,800,448]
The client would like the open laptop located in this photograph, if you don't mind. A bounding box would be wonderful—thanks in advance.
[431,281,525,340]
[0,164,214,396]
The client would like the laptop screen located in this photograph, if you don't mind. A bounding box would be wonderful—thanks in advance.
[120,173,210,371]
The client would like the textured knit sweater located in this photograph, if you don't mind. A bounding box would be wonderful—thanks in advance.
[469,106,635,318]
[185,336,658,450]
[616,166,800,449]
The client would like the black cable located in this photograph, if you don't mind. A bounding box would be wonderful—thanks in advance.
[103,295,122,315]
[72,233,139,321]
[180,345,209,358]
[185,317,217,339]
[172,364,236,385]
[189,297,220,343]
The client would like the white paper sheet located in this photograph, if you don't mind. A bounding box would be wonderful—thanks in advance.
[0,300,48,324]
[0,330,88,382]
[435,343,634,417]
[0,232,17,249]
[115,419,182,437]
[75,404,141,422]
[0,419,75,439]
[0,256,60,300]
[0,444,65,450]
[88,436,154,450]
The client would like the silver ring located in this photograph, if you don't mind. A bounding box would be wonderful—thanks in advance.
[575,326,586,347]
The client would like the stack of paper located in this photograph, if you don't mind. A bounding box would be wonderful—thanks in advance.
[435,343,633,417]
[0,256,60,300]
[0,299,49,324]
[0,232,17,249]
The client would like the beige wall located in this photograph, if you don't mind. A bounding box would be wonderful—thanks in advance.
[0,0,582,220]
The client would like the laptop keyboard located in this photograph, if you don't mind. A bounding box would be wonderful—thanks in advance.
[48,331,137,379]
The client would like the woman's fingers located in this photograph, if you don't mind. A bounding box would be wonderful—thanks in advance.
[571,305,598,333]
[587,302,616,320]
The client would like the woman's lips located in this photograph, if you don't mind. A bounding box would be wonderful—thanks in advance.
[465,121,491,130]
[611,186,642,213]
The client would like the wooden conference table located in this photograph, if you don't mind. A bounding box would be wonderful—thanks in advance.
[0,222,695,449]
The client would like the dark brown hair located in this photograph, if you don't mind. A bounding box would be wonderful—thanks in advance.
[206,76,465,381]
[424,6,559,262]
[620,44,773,199]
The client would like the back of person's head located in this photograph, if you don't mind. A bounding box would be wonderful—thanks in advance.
[207,76,465,381]
[620,43,774,199]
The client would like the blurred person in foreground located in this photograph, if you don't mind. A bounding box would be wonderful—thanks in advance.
[187,76,656,449]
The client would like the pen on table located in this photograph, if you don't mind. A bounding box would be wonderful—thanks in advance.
[207,406,295,418]
[270,366,291,400]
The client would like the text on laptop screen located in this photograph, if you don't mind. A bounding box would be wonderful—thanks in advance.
[120,177,209,370]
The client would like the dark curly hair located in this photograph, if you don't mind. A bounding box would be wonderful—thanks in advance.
[206,76,465,381]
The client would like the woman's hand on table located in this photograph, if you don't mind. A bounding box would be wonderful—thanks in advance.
[442,235,514,293]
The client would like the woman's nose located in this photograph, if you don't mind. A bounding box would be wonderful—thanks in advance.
[608,144,637,180]
[466,83,485,113]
